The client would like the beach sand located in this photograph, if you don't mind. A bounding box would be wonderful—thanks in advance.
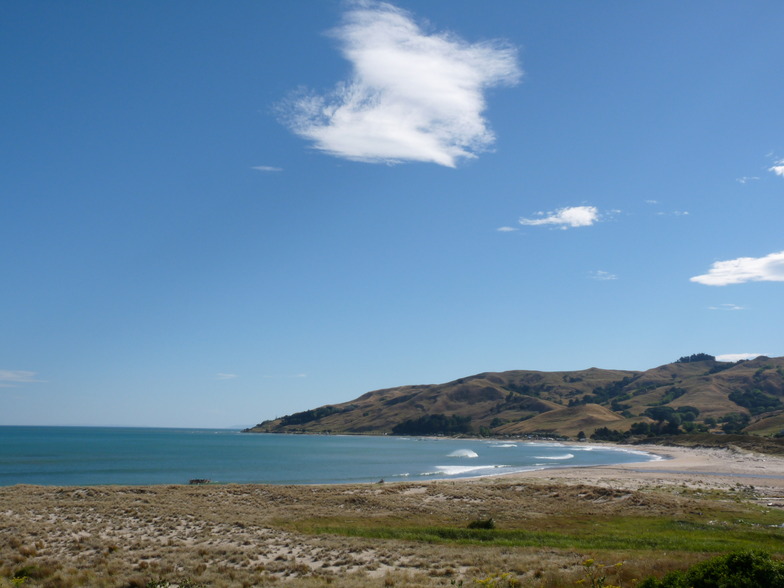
[512,443,784,498]
[2,444,783,587]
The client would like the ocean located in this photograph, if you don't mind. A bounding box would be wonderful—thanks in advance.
[0,426,660,486]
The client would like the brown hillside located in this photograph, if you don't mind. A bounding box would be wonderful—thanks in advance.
[245,356,784,438]
[495,404,626,437]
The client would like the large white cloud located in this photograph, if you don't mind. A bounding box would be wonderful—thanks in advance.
[283,1,521,167]
[519,206,600,229]
[716,353,767,362]
[770,159,784,177]
[690,250,784,286]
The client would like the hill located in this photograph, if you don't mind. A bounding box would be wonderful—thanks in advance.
[244,355,784,438]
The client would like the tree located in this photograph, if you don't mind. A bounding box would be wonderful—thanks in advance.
[676,353,716,363]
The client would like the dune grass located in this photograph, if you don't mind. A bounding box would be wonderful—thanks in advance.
[292,509,783,553]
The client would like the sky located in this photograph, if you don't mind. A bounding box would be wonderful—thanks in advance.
[2,0,783,428]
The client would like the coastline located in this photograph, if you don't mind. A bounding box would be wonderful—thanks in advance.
[504,443,784,501]
[2,443,783,587]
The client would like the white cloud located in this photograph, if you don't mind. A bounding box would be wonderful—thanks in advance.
[707,303,745,311]
[716,353,767,362]
[496,226,518,232]
[519,206,599,229]
[0,370,42,388]
[590,270,618,281]
[282,1,521,167]
[216,373,239,380]
[736,176,760,184]
[252,165,283,172]
[654,210,689,217]
[769,159,784,177]
[691,250,784,286]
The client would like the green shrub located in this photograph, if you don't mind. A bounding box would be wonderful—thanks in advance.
[639,551,784,588]
[467,518,495,530]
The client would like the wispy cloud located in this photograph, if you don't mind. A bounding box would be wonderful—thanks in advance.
[590,270,618,281]
[654,210,689,217]
[708,303,745,311]
[736,176,760,184]
[0,370,43,388]
[770,159,784,177]
[716,353,767,362]
[691,250,784,286]
[216,373,239,380]
[281,1,521,167]
[251,165,283,173]
[519,206,600,230]
[496,226,518,232]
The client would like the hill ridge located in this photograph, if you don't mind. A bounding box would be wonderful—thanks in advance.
[245,356,784,438]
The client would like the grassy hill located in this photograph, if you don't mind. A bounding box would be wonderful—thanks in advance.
[244,355,784,438]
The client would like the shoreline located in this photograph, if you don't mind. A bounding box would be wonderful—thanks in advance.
[499,443,784,502]
[2,443,784,586]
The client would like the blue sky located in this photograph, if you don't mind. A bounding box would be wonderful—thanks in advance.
[2,1,783,428]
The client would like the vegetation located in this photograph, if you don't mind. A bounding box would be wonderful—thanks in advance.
[278,405,345,427]
[391,413,472,435]
[3,470,784,587]
[675,353,716,363]
[729,389,783,415]
[638,551,784,588]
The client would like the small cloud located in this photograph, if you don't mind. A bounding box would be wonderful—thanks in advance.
[770,160,784,177]
[263,373,308,379]
[707,303,745,311]
[519,205,599,229]
[645,199,659,205]
[590,270,618,281]
[736,176,760,184]
[496,226,518,232]
[251,165,283,172]
[654,210,689,217]
[280,1,521,167]
[0,370,43,388]
[716,353,767,362]
[216,373,239,380]
[691,250,784,286]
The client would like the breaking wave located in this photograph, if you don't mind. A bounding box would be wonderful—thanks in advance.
[432,464,509,476]
[448,449,479,458]
[534,453,574,461]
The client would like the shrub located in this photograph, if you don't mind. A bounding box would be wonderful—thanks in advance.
[467,518,495,530]
[638,551,784,588]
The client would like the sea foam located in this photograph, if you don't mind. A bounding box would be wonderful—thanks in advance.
[534,453,574,460]
[448,449,479,458]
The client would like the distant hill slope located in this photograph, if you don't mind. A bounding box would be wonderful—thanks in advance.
[244,356,784,438]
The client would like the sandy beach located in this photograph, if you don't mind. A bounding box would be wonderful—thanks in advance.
[2,444,783,587]
[512,443,784,498]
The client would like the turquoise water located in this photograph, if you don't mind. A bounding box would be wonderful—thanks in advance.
[0,426,659,486]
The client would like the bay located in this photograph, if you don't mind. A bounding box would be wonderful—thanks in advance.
[0,426,659,486]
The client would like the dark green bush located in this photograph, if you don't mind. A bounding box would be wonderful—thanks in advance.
[639,551,784,588]
[467,517,495,530]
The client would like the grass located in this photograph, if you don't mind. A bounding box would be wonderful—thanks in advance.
[293,512,784,553]
[2,479,783,587]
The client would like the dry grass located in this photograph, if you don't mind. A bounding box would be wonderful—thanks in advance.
[1,474,782,587]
